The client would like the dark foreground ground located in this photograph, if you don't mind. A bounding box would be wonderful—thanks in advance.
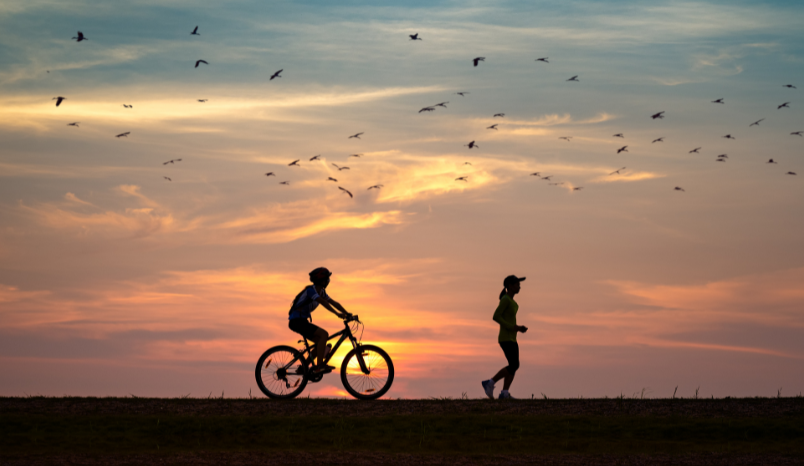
[2,397,803,465]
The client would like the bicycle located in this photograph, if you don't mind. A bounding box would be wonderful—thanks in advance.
[255,314,394,400]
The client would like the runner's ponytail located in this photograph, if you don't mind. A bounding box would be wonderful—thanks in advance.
[499,287,507,300]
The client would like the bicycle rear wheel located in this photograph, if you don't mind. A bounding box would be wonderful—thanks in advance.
[255,345,308,399]
[340,345,394,400]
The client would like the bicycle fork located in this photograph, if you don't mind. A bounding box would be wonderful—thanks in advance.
[354,345,371,375]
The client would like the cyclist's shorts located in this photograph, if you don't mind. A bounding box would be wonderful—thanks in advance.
[289,318,321,341]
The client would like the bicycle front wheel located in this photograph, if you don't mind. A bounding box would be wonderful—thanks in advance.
[340,345,394,400]
[255,345,308,399]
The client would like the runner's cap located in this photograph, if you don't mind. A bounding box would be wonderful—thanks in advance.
[503,275,526,287]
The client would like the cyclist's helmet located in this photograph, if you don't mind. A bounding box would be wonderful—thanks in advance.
[309,267,332,284]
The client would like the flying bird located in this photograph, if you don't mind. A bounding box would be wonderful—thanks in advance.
[712,98,724,104]
[652,137,664,143]
[191,26,199,35]
[723,134,735,139]
[778,102,790,109]
[750,118,765,127]
[419,107,435,113]
[689,147,701,153]
[409,33,422,41]
[674,187,685,192]
[332,163,350,171]
[609,167,626,175]
[72,32,87,42]
[573,187,583,191]
[309,155,321,161]
[434,102,449,107]
[767,159,777,164]
[487,124,498,130]
[270,69,283,80]
[455,92,469,96]
[541,176,552,181]
[198,99,207,102]
[122,104,133,108]
[613,133,624,138]
[288,160,300,166]
[455,176,468,182]
[339,186,353,198]
[472,57,485,67]
[787,172,797,175]
[535,57,549,63]
[327,177,337,182]
[530,172,541,177]
[558,137,572,142]
[115,132,130,138]
[367,185,384,190]
[791,131,803,136]
[67,122,79,127]
[651,111,665,119]
[465,140,478,149]
[280,181,290,185]
[163,159,182,165]
[716,158,726,162]
[195,60,208,68]
[717,154,728,159]
[566,75,579,82]
[348,132,363,139]
[783,84,796,89]
[548,182,564,186]
[617,146,628,154]
[464,162,472,165]
[350,154,362,158]
[163,177,172,181]
[265,172,275,177]
[53,96,66,107]
[493,113,505,118]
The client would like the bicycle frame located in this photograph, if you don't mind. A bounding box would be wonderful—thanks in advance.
[286,318,370,375]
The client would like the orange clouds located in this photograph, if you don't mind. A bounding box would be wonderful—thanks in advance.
[19,185,177,238]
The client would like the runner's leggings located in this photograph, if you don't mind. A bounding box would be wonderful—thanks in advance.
[499,341,520,374]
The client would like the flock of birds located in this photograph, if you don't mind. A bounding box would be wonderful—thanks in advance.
[53,28,800,198]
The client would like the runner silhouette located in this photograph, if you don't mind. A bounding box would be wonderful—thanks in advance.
[482,275,528,399]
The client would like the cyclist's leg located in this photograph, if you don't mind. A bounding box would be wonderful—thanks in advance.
[312,327,329,368]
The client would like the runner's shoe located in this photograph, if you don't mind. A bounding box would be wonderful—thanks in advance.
[481,379,495,399]
[498,391,515,399]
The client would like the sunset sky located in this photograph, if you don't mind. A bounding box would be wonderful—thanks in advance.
[1,0,803,399]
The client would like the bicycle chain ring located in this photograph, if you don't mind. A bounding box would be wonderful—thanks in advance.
[308,371,324,383]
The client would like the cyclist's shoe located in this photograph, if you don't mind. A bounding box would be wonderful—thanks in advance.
[312,364,335,375]
[498,391,515,400]
[481,379,495,399]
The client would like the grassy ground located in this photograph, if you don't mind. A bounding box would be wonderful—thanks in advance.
[2,397,803,465]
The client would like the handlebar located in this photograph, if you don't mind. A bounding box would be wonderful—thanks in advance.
[344,314,360,324]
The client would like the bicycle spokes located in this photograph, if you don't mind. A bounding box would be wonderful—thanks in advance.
[260,348,305,396]
[344,348,390,396]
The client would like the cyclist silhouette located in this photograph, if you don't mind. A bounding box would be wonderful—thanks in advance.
[288,267,351,375]
[482,275,528,399]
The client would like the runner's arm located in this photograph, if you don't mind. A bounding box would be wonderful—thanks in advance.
[492,299,518,332]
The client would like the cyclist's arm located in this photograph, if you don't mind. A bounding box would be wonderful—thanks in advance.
[315,296,348,318]
[327,298,349,316]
